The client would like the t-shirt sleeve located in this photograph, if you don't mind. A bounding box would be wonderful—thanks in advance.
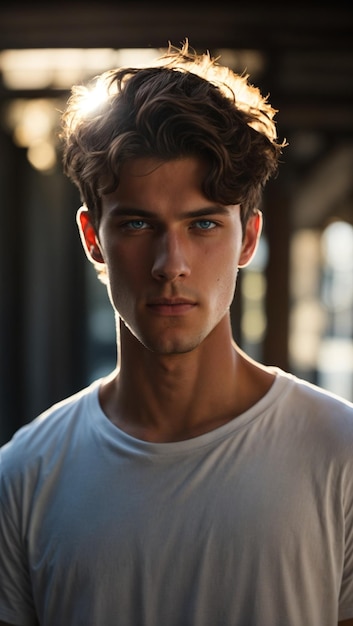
[0,450,38,626]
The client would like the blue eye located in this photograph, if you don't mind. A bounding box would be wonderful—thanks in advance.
[127,220,148,230]
[195,220,216,230]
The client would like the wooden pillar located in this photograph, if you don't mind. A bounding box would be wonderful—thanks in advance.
[263,180,291,371]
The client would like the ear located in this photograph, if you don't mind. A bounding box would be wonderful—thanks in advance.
[238,210,263,268]
[76,206,105,264]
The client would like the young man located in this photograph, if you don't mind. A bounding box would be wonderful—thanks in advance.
[1,42,353,626]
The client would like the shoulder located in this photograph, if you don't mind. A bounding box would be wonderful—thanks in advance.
[0,380,102,478]
[284,370,353,417]
[274,367,353,412]
[273,368,353,450]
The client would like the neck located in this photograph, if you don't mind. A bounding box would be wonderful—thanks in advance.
[99,316,274,442]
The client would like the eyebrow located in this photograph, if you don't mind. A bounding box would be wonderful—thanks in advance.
[108,205,233,219]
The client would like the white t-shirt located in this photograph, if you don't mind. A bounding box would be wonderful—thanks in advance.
[1,368,353,626]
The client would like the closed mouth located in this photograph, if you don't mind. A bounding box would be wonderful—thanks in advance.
[146,298,196,315]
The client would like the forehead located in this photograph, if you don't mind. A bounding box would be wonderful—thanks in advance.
[121,156,208,184]
[101,156,212,211]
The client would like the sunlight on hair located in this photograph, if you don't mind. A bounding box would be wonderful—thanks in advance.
[79,79,109,116]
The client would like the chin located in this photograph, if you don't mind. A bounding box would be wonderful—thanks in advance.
[140,333,203,355]
[122,319,208,354]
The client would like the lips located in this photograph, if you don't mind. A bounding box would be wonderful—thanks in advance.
[146,297,196,316]
[148,297,194,306]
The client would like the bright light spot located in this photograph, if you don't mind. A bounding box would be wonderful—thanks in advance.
[5,99,58,147]
[242,272,266,301]
[27,141,57,172]
[115,48,165,67]
[0,48,116,89]
[289,299,326,368]
[242,309,267,342]
[0,49,53,89]
[322,220,353,270]
[318,338,353,401]
[318,338,353,371]
[290,229,321,299]
[79,81,109,116]
[0,47,163,174]
[0,48,162,90]
[4,99,58,171]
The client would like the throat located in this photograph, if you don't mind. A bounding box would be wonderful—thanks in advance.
[108,407,239,443]
[98,347,275,443]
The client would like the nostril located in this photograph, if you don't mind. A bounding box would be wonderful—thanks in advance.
[151,266,188,281]
[151,235,190,281]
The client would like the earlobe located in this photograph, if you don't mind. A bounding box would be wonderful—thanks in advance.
[238,211,263,268]
[76,206,105,264]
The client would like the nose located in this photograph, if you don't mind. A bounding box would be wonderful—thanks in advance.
[151,231,191,281]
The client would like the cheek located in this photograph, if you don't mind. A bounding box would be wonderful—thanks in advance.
[211,250,240,306]
[213,239,241,280]
[103,246,149,302]
[217,267,239,303]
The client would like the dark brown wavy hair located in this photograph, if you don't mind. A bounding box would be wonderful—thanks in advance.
[60,41,285,230]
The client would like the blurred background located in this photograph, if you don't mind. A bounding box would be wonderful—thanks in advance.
[1,2,353,444]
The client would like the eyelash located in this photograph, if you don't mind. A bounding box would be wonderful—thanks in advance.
[122,219,217,231]
[193,220,217,230]
[124,220,148,230]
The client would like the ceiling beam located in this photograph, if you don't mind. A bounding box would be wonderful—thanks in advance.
[0,4,352,50]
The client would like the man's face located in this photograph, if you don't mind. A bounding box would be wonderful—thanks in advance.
[81,156,261,355]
